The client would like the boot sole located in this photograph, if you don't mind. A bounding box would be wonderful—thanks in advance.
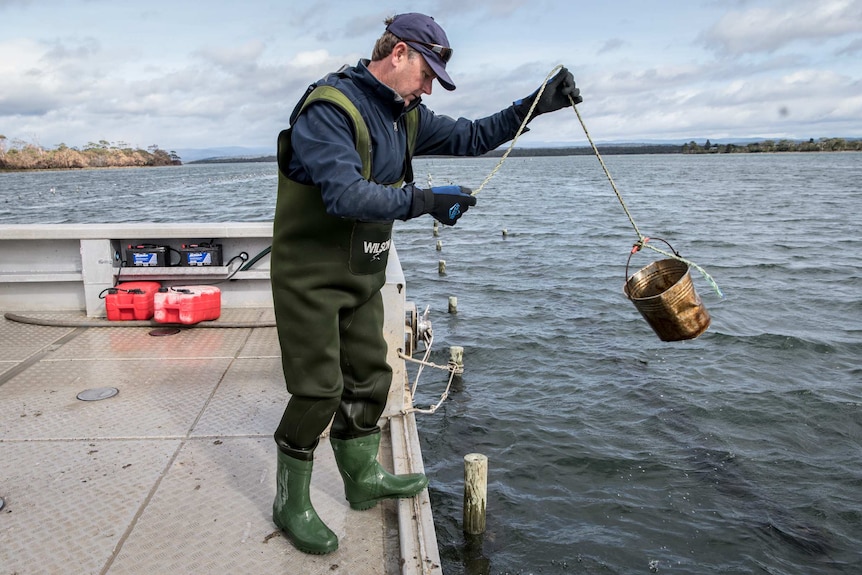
[348,486,428,511]
[274,519,338,555]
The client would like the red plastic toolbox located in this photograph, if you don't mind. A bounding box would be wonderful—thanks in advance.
[105,281,162,321]
[153,285,221,325]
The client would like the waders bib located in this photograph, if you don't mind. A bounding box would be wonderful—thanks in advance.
[272,85,418,454]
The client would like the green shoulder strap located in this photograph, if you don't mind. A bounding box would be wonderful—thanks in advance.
[299,86,372,180]
[403,105,419,184]
[293,85,420,182]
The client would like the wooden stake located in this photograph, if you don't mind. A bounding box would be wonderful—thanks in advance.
[448,345,464,375]
[463,453,488,535]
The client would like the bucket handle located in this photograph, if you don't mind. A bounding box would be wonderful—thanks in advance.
[625,237,681,280]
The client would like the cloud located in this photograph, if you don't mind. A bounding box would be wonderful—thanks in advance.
[433,0,532,18]
[42,36,100,62]
[293,49,335,68]
[2,0,860,150]
[598,38,627,55]
[837,37,862,56]
[0,38,102,117]
[336,12,390,40]
[0,0,31,8]
[194,40,266,71]
[0,92,58,117]
[701,0,862,55]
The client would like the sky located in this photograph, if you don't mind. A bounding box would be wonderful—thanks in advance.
[1,0,861,156]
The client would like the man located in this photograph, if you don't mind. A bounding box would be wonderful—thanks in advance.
[270,12,581,555]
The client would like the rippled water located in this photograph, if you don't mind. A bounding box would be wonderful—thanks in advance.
[2,153,861,574]
[0,163,278,223]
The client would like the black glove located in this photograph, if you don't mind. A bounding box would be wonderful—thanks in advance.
[513,67,582,123]
[409,185,476,226]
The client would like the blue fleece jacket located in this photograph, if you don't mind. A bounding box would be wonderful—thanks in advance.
[286,60,525,222]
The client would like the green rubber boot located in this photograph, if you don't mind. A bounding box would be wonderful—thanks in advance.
[330,434,429,510]
[272,450,338,555]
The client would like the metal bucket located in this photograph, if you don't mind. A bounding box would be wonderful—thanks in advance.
[624,251,711,342]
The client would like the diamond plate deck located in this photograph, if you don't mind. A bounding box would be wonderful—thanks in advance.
[0,311,441,575]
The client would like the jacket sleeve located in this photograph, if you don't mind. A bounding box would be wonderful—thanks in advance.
[412,104,525,157]
[288,101,414,221]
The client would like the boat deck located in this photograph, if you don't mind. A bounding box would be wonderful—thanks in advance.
[0,308,440,574]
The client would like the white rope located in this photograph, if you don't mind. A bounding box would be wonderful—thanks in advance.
[471,64,564,196]
[409,333,434,398]
[401,66,562,415]
[470,64,723,298]
[398,343,460,415]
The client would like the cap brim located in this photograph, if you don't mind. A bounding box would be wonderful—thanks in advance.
[410,43,456,91]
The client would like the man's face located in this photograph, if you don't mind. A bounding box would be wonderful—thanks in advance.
[393,47,436,106]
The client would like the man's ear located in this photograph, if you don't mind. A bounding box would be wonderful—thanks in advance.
[391,41,409,63]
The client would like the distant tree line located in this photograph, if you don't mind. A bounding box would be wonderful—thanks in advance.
[189,156,274,164]
[176,136,862,166]
[481,138,862,158]
[0,136,182,170]
[681,138,862,153]
[482,144,683,157]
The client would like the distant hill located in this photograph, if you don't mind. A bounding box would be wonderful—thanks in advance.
[177,146,273,163]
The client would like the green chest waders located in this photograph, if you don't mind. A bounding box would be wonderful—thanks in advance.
[270,88,427,556]
[271,86,419,453]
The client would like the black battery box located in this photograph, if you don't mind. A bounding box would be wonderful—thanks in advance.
[126,244,168,267]
[179,243,223,267]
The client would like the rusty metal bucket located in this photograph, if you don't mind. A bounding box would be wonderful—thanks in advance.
[624,241,711,341]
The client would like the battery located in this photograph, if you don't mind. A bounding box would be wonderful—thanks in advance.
[179,243,223,267]
[127,244,168,267]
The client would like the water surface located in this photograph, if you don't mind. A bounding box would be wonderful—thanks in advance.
[2,153,860,574]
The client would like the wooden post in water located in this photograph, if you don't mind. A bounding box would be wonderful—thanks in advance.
[433,221,439,237]
[463,453,488,535]
[436,240,443,251]
[438,260,446,275]
[448,296,457,313]
[448,345,464,375]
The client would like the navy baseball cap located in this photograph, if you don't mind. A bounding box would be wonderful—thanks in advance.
[386,13,455,91]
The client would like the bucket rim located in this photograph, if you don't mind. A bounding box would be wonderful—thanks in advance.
[623,259,692,301]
